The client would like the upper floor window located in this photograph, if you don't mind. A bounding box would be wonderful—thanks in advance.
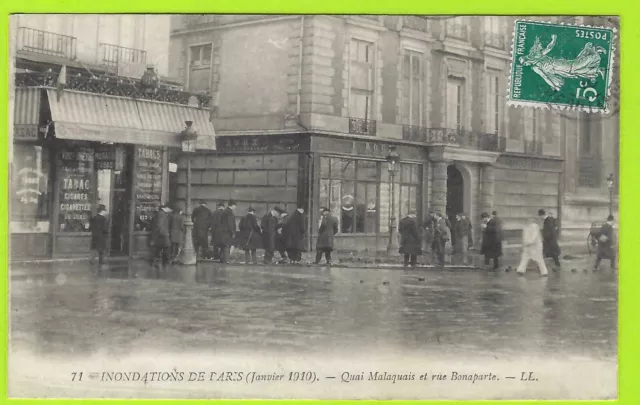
[446,17,470,41]
[446,77,464,129]
[401,50,424,127]
[349,39,375,120]
[484,17,505,49]
[486,74,500,134]
[190,43,212,67]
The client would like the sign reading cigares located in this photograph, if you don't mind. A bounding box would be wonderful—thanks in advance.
[58,147,94,232]
[134,146,163,231]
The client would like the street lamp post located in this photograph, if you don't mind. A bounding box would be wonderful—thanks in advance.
[180,121,198,266]
[386,146,400,256]
[607,173,614,216]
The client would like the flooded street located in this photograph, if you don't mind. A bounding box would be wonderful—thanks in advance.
[9,261,617,400]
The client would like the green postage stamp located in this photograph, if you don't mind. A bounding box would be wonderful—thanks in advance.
[507,19,616,113]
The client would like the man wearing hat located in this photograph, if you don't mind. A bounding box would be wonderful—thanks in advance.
[90,204,109,265]
[261,206,282,264]
[453,212,472,265]
[169,203,185,263]
[398,209,421,268]
[210,202,226,260]
[538,208,561,269]
[151,204,172,267]
[285,205,307,264]
[236,207,262,264]
[218,199,237,263]
[432,211,450,266]
[192,200,212,260]
[594,214,617,271]
[315,207,339,265]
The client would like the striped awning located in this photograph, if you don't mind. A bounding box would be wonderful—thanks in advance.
[46,89,216,149]
[13,87,42,141]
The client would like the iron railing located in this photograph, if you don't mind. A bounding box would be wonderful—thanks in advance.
[402,126,506,152]
[17,27,76,60]
[99,43,147,67]
[403,16,429,32]
[445,22,469,40]
[348,118,377,136]
[485,32,506,49]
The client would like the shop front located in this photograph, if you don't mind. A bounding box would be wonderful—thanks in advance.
[10,87,216,261]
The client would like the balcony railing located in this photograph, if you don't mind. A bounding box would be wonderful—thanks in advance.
[348,118,377,136]
[403,16,430,32]
[17,27,76,60]
[445,22,469,41]
[485,32,506,49]
[402,126,506,152]
[99,43,147,67]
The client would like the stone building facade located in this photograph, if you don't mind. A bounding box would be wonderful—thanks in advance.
[168,14,619,252]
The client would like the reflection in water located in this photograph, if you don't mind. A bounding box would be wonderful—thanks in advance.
[11,261,617,361]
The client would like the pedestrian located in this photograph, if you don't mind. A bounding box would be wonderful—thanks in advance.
[285,205,307,264]
[422,210,435,262]
[453,212,471,265]
[151,204,171,267]
[192,200,211,260]
[315,207,338,265]
[538,209,561,268]
[90,204,109,265]
[210,202,226,260]
[516,218,548,276]
[594,215,617,271]
[275,211,290,264]
[169,203,185,262]
[218,199,237,263]
[432,211,450,266]
[399,209,422,268]
[480,211,503,270]
[261,206,282,264]
[236,207,262,265]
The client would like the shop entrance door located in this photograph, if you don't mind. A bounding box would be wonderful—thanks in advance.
[96,145,132,257]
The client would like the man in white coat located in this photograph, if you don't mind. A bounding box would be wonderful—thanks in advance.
[516,218,549,276]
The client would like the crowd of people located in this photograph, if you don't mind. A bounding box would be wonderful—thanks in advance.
[90,200,617,273]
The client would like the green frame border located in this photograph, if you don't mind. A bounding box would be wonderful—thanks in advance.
[2,1,637,405]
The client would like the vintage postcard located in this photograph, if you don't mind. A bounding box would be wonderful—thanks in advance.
[8,13,619,401]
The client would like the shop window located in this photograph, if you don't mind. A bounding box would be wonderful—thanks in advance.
[11,144,52,233]
[380,163,420,233]
[58,146,95,233]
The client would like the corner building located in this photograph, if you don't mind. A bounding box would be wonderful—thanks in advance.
[168,15,619,253]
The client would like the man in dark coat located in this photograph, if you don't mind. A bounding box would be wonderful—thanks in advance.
[432,211,450,267]
[538,209,561,268]
[595,215,617,270]
[315,207,339,265]
[90,204,109,265]
[210,202,226,260]
[261,207,282,264]
[285,206,307,264]
[399,209,422,268]
[480,211,503,270]
[453,212,472,265]
[218,199,237,263]
[275,211,290,264]
[236,207,262,264]
[191,200,211,260]
[151,204,172,266]
[422,210,436,255]
[169,203,185,262]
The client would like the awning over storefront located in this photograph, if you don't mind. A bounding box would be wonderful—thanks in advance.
[46,89,216,149]
[13,87,42,141]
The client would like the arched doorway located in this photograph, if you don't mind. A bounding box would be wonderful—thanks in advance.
[446,164,464,242]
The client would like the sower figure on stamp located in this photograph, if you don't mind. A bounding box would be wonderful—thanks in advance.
[315,207,338,266]
[261,206,282,264]
[191,200,211,260]
[594,215,617,271]
[399,209,422,268]
[236,207,262,265]
[169,203,185,263]
[210,202,226,260]
[516,217,549,277]
[90,204,109,266]
[480,211,503,270]
[285,205,307,265]
[538,209,561,269]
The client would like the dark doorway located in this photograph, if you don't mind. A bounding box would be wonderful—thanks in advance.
[446,164,464,242]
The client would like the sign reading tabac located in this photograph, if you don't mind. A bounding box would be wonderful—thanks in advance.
[507,20,615,113]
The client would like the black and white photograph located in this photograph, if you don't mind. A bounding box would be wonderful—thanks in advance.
[8,14,619,400]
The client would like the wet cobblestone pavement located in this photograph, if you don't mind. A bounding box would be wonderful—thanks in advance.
[9,259,617,400]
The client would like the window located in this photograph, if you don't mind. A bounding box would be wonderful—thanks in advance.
[190,44,212,67]
[349,39,375,120]
[58,146,95,233]
[484,17,504,48]
[577,116,601,187]
[380,163,420,233]
[446,17,470,40]
[486,74,500,134]
[532,109,538,138]
[446,78,464,129]
[401,50,424,126]
[11,144,52,233]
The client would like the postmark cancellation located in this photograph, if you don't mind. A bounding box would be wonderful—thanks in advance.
[507,19,616,113]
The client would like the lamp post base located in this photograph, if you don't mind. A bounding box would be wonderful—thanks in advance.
[180,219,197,266]
[386,216,399,257]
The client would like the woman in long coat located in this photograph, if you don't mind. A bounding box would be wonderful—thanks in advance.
[480,212,503,270]
[90,204,109,264]
[398,210,422,267]
[236,207,262,264]
[315,208,339,265]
